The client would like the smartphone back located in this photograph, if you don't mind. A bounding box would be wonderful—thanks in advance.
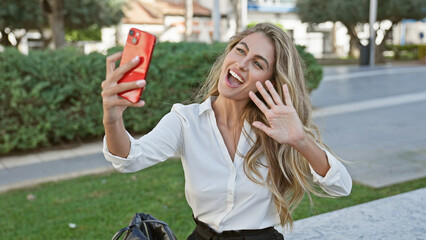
[118,28,156,103]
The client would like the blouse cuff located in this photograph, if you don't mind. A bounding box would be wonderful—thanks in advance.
[102,131,137,171]
[309,149,341,186]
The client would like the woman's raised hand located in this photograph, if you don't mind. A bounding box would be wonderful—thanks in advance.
[248,80,307,147]
[101,52,146,125]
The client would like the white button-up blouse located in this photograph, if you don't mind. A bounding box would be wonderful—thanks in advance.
[103,97,352,234]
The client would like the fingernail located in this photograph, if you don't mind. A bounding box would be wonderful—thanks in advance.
[136,80,145,86]
[132,56,140,63]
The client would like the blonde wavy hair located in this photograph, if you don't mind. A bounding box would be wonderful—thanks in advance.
[196,23,332,228]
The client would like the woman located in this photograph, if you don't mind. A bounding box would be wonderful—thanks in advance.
[102,23,352,239]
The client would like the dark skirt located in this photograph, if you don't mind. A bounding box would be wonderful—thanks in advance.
[188,217,284,240]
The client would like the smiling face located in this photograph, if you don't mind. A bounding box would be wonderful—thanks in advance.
[217,32,275,103]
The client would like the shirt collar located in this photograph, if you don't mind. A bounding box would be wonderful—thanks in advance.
[198,96,216,115]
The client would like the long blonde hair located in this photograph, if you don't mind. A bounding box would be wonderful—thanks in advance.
[197,23,330,228]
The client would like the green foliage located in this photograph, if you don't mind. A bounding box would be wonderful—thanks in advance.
[0,0,45,30]
[0,0,124,46]
[66,25,102,42]
[385,44,423,60]
[296,0,426,24]
[296,45,323,91]
[63,0,125,30]
[0,42,322,154]
[0,47,106,154]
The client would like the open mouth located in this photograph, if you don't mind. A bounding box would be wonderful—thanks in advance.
[226,69,244,87]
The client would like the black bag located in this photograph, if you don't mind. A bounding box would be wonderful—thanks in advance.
[112,213,177,240]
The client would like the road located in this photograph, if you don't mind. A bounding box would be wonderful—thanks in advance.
[311,64,426,187]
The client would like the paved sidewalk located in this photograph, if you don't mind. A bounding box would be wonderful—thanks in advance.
[0,142,112,193]
[286,187,426,240]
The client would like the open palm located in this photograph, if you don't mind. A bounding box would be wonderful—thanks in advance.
[249,80,306,146]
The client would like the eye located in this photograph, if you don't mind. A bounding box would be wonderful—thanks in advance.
[236,47,245,54]
[253,60,264,70]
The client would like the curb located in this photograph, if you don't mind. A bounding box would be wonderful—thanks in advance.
[0,165,114,194]
[0,141,103,169]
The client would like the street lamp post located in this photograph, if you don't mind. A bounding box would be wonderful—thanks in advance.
[369,0,377,66]
[213,0,221,42]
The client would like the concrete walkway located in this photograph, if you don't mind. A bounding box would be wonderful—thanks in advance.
[0,142,112,193]
[286,188,426,240]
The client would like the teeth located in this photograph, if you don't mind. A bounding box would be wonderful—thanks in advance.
[230,70,243,83]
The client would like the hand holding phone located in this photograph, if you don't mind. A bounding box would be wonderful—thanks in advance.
[118,28,156,103]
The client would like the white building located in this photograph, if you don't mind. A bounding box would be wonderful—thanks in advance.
[116,0,351,58]
[392,19,426,45]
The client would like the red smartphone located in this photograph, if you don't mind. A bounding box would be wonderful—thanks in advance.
[118,28,156,103]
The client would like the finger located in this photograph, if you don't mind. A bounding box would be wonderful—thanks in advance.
[105,98,146,108]
[249,91,269,113]
[255,81,275,108]
[106,52,123,77]
[115,99,146,108]
[265,80,284,105]
[252,121,271,135]
[102,80,145,97]
[282,84,293,106]
[109,56,141,84]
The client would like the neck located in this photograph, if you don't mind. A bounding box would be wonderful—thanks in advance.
[212,95,247,129]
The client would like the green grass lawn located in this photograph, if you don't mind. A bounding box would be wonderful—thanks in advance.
[1,159,425,239]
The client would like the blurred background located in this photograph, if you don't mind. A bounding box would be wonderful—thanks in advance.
[1,0,425,239]
[2,0,425,61]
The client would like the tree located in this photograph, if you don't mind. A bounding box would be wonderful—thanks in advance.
[44,0,66,49]
[0,0,125,49]
[296,0,426,61]
[0,1,45,47]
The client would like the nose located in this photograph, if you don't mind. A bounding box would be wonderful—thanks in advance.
[236,56,249,71]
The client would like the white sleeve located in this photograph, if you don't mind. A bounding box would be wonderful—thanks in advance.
[102,111,183,173]
[309,149,353,196]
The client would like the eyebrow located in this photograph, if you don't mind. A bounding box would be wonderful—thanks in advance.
[238,41,270,69]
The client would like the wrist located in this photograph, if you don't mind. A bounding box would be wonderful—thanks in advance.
[288,133,309,149]
[103,117,123,129]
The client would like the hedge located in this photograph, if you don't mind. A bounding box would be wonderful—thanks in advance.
[0,42,322,155]
[385,44,424,60]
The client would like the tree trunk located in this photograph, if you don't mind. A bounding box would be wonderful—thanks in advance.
[232,0,241,35]
[343,23,361,58]
[374,21,397,63]
[184,0,193,41]
[0,30,13,47]
[348,31,361,58]
[47,0,65,49]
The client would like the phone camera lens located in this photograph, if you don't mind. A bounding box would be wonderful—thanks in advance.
[129,30,134,36]
[131,37,138,44]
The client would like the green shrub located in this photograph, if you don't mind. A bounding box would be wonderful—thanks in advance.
[0,42,322,154]
[296,45,323,91]
[385,44,422,60]
[0,47,106,154]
